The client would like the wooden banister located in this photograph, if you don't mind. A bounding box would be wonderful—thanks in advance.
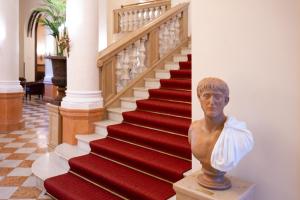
[118,0,171,12]
[113,0,171,33]
[98,2,189,106]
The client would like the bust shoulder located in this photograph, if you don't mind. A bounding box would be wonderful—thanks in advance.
[188,119,205,143]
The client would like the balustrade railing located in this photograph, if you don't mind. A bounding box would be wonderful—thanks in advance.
[114,0,171,34]
[98,3,189,106]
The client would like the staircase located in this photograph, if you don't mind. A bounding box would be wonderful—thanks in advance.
[32,2,191,199]
[33,47,191,200]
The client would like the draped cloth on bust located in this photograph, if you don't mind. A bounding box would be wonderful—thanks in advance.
[211,116,254,172]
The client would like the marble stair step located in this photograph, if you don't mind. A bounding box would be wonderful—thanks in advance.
[144,78,161,89]
[173,54,188,62]
[107,107,135,122]
[181,47,191,55]
[120,96,143,109]
[94,120,120,137]
[164,62,180,70]
[76,134,106,152]
[133,87,149,99]
[155,69,171,79]
[55,143,88,161]
[32,152,69,191]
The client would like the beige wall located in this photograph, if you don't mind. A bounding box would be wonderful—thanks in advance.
[192,0,300,199]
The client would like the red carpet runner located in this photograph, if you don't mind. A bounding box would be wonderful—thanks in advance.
[44,54,192,200]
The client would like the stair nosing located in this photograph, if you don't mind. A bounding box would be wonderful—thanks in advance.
[107,136,191,162]
[123,121,188,138]
[107,123,190,155]
[69,171,128,200]
[90,152,174,184]
[136,108,191,120]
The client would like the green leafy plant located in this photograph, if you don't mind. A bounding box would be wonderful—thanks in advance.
[28,0,69,56]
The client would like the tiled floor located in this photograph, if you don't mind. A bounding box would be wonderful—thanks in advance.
[0,97,52,199]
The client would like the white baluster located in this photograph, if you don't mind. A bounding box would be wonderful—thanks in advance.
[133,10,139,30]
[154,7,159,18]
[174,14,181,45]
[138,9,144,28]
[169,18,176,48]
[123,11,129,32]
[127,11,133,31]
[159,24,165,56]
[144,8,150,24]
[121,48,130,87]
[116,51,124,92]
[138,36,147,73]
[130,42,139,78]
[163,22,170,54]
[119,12,124,32]
[149,7,155,21]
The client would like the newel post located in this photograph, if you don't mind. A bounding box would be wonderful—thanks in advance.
[180,7,189,41]
[147,30,160,66]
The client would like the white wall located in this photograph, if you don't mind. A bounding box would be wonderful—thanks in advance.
[0,0,19,81]
[192,0,300,199]
[106,0,140,45]
[19,0,43,81]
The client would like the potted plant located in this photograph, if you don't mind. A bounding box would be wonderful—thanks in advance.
[28,0,69,105]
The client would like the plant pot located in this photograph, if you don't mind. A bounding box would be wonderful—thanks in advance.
[45,55,67,105]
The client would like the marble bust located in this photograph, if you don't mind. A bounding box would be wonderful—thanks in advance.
[189,77,254,190]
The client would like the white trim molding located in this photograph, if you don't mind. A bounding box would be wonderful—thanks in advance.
[61,90,103,110]
[0,81,24,93]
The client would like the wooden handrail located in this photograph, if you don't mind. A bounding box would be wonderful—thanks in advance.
[116,0,171,12]
[98,3,189,66]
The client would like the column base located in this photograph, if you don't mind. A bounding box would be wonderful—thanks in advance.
[174,170,255,200]
[60,107,105,145]
[0,92,24,133]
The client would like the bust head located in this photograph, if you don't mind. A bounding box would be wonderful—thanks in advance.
[197,77,229,119]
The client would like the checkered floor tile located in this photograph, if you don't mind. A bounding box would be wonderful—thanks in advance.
[0,97,52,199]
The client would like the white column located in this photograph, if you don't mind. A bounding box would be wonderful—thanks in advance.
[0,0,23,93]
[62,0,103,109]
[44,27,55,84]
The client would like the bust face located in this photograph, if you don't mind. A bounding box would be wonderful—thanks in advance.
[199,89,228,118]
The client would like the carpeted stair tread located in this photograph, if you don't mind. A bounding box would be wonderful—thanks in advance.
[149,88,191,102]
[160,79,191,90]
[136,99,191,117]
[44,172,122,200]
[179,61,191,70]
[170,70,191,79]
[90,138,191,182]
[122,110,191,135]
[106,123,191,159]
[69,154,175,200]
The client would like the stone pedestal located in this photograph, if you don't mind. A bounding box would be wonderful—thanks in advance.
[47,103,62,150]
[59,107,105,145]
[174,170,255,200]
[43,83,58,103]
[0,92,24,133]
